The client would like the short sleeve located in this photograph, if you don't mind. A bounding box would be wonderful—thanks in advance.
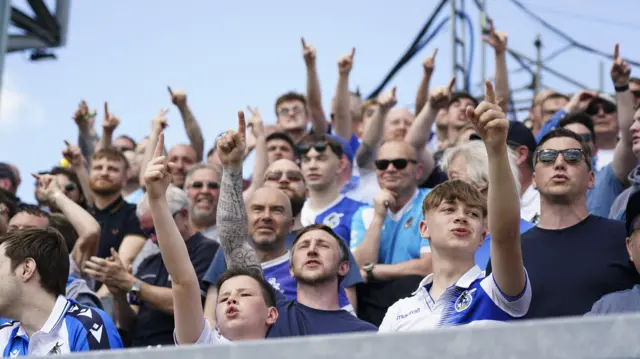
[342,249,364,288]
[123,206,145,237]
[479,271,532,318]
[378,303,398,332]
[587,163,625,217]
[350,206,374,251]
[203,250,229,288]
[173,319,221,345]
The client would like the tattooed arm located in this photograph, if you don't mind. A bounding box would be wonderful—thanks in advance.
[217,167,262,275]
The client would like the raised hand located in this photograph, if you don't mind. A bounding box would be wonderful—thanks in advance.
[423,48,438,75]
[376,87,397,111]
[102,101,120,133]
[143,133,177,199]
[565,90,597,114]
[62,140,85,168]
[72,100,96,131]
[32,173,63,202]
[483,19,508,53]
[246,106,265,139]
[428,77,456,109]
[373,189,396,217]
[217,111,247,169]
[338,47,356,75]
[301,37,316,66]
[152,108,170,134]
[168,86,187,107]
[465,81,509,151]
[611,43,631,87]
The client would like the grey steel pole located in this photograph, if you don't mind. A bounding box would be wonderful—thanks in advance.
[479,0,487,96]
[534,35,542,96]
[450,0,458,90]
[0,0,11,100]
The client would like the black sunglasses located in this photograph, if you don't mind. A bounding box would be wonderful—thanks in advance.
[265,170,304,182]
[577,133,593,143]
[374,158,417,170]
[585,102,616,116]
[190,181,219,190]
[632,90,640,99]
[535,148,586,166]
[142,227,156,239]
[297,141,342,158]
[63,183,76,192]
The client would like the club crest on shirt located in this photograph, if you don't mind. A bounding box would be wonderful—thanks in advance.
[454,288,477,312]
[267,277,284,294]
[404,217,414,229]
[322,212,344,229]
[48,342,63,355]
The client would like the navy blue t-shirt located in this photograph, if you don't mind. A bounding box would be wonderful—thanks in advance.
[266,292,377,337]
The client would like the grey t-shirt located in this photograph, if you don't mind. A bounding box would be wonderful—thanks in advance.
[586,284,640,315]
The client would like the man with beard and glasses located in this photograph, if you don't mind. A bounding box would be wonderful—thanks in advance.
[88,148,145,268]
[184,164,220,241]
[145,115,376,345]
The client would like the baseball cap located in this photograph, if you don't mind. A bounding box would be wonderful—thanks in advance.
[328,135,354,163]
[625,190,640,236]
[506,121,537,155]
[0,163,17,190]
[589,93,616,107]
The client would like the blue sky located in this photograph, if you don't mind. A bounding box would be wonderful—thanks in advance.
[1,0,639,202]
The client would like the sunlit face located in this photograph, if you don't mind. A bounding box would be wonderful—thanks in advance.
[446,155,483,191]
[8,212,48,232]
[375,141,420,193]
[216,275,276,340]
[630,107,640,158]
[420,199,485,259]
[300,147,343,192]
[89,157,126,196]
[276,100,308,132]
[290,229,348,285]
[122,150,140,183]
[448,98,475,140]
[168,145,198,188]
[539,97,568,128]
[532,137,594,203]
[263,160,306,216]
[588,99,618,139]
[186,168,219,226]
[114,136,135,152]
[383,108,413,141]
[630,82,640,106]
[247,189,291,251]
[435,108,449,142]
[266,139,295,164]
[54,174,81,204]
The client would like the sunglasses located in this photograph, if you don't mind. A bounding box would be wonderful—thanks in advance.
[585,102,616,116]
[632,90,640,99]
[118,147,134,153]
[63,183,76,192]
[577,133,593,143]
[265,170,304,182]
[535,148,586,166]
[374,158,417,170]
[297,141,342,157]
[277,106,304,117]
[190,181,219,190]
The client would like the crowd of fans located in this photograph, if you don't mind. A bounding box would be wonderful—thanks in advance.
[0,21,639,356]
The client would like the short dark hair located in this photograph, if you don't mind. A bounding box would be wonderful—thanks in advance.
[266,132,297,157]
[0,227,69,297]
[536,128,593,171]
[275,92,308,117]
[0,189,17,219]
[92,148,130,171]
[116,135,137,149]
[558,112,597,142]
[449,92,479,108]
[216,267,276,308]
[291,224,350,265]
[297,133,344,159]
[48,213,78,252]
[49,167,86,207]
[15,204,50,221]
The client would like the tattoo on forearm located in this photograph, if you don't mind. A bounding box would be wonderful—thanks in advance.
[217,168,262,274]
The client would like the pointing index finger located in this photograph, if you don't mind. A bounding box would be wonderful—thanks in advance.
[167,86,174,96]
[104,101,109,117]
[613,43,620,60]
[154,133,165,158]
[237,111,246,137]
[391,87,397,98]
[485,80,496,104]
[447,77,456,93]
[63,140,71,148]
[350,47,356,58]
[432,48,438,58]
[301,37,307,47]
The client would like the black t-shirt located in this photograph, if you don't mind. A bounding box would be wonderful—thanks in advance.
[131,232,219,347]
[487,215,639,319]
[90,196,145,259]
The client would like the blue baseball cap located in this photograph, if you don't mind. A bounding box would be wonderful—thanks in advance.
[328,135,354,163]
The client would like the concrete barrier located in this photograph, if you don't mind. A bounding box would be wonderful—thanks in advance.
[69,314,640,359]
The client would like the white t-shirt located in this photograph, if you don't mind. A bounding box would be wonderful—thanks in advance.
[520,185,540,224]
[595,149,614,172]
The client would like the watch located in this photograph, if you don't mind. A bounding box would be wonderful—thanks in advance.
[362,263,376,282]
[615,83,629,92]
[129,279,142,296]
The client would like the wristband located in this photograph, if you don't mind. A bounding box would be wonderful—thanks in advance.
[614,83,629,92]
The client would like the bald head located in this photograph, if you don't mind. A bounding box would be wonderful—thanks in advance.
[378,140,417,160]
[267,158,300,173]
[168,144,199,188]
[384,107,414,141]
[249,187,292,219]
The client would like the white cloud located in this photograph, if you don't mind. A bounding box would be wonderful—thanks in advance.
[0,73,45,131]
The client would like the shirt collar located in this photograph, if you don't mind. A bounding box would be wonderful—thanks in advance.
[91,196,125,215]
[389,188,419,221]
[413,265,484,295]
[262,251,290,269]
[16,295,69,337]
